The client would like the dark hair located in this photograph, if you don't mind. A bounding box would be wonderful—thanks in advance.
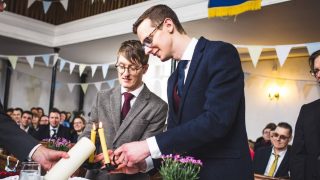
[49,108,60,115]
[6,108,14,113]
[309,50,320,70]
[263,123,276,133]
[133,4,186,35]
[22,110,33,117]
[72,116,86,126]
[277,122,292,137]
[14,107,23,114]
[117,40,149,66]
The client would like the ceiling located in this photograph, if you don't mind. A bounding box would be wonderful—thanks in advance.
[0,0,319,65]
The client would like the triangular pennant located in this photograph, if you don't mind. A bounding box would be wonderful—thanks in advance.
[69,62,76,74]
[248,46,263,68]
[60,0,69,11]
[53,54,59,65]
[306,42,320,55]
[103,0,105,2]
[91,0,94,4]
[80,83,89,93]
[42,55,50,66]
[107,79,116,88]
[91,65,98,77]
[67,83,75,93]
[26,56,35,69]
[27,0,36,8]
[59,58,66,72]
[94,82,102,91]
[8,56,18,69]
[275,45,292,67]
[79,64,86,76]
[42,1,52,14]
[102,64,109,79]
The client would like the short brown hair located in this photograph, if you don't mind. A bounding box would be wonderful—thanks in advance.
[133,4,186,35]
[309,50,320,70]
[117,40,149,65]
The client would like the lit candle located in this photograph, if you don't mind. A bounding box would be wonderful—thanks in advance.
[44,137,95,180]
[88,123,96,163]
[98,122,110,164]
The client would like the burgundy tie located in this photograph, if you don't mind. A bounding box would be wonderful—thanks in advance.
[121,92,134,121]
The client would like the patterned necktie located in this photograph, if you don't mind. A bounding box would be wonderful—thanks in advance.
[121,92,134,121]
[176,60,188,97]
[268,153,280,177]
[51,128,57,139]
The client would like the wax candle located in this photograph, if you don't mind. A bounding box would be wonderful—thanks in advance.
[44,137,95,180]
[88,123,96,163]
[98,122,110,164]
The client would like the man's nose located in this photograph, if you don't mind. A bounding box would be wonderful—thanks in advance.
[144,46,153,55]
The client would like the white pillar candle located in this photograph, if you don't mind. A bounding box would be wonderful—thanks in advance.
[44,137,96,180]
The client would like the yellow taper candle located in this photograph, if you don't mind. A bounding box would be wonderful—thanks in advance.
[98,122,110,164]
[88,123,96,163]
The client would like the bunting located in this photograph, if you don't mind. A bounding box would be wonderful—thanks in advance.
[8,56,18,69]
[248,46,262,67]
[42,55,50,67]
[208,0,261,18]
[275,45,292,67]
[42,1,52,14]
[59,58,66,72]
[26,56,35,69]
[60,0,69,11]
[27,0,36,8]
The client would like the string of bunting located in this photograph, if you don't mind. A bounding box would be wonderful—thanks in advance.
[11,68,118,94]
[28,0,104,14]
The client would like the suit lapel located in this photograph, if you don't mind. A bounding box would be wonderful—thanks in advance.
[110,86,122,132]
[168,69,178,123]
[113,85,150,144]
[178,37,206,120]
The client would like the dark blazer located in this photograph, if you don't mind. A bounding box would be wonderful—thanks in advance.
[36,125,71,141]
[0,102,38,161]
[155,37,253,180]
[291,99,320,180]
[253,146,291,178]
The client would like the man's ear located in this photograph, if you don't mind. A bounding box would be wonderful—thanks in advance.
[164,18,174,34]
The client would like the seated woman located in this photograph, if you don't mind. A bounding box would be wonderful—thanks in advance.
[70,116,86,143]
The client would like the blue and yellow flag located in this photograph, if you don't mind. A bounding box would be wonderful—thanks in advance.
[208,0,261,18]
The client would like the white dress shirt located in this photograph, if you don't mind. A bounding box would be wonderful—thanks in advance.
[264,147,288,176]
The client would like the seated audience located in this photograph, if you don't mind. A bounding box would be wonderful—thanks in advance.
[254,123,276,151]
[12,107,23,125]
[20,111,38,138]
[36,108,71,141]
[253,122,292,178]
[70,116,86,143]
[31,114,40,131]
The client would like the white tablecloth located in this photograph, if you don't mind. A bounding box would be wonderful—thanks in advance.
[0,175,88,180]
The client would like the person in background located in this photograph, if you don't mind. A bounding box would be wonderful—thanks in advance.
[254,123,277,151]
[5,108,13,117]
[12,107,23,125]
[253,122,292,178]
[70,116,86,143]
[113,4,252,180]
[30,107,38,115]
[19,111,33,133]
[291,50,320,180]
[31,114,40,131]
[37,107,44,117]
[39,115,49,125]
[60,111,70,128]
[0,101,69,170]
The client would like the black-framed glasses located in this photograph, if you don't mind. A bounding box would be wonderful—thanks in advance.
[310,68,320,77]
[271,132,290,141]
[115,64,143,74]
[142,20,165,49]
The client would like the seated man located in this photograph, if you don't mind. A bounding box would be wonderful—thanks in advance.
[253,122,292,178]
[36,108,71,141]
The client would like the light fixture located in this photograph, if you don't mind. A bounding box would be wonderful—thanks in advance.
[268,85,280,100]
[0,1,6,12]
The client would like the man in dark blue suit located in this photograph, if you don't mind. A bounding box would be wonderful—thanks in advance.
[113,4,253,179]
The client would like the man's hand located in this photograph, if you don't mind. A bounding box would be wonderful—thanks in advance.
[31,146,69,171]
[109,160,147,174]
[113,140,150,167]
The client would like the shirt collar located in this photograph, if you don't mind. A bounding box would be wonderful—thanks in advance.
[50,125,59,131]
[272,146,288,157]
[121,83,144,98]
[181,38,198,61]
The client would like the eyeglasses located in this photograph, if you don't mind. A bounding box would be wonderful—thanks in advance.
[142,20,165,49]
[115,64,143,74]
[310,68,320,76]
[271,132,290,141]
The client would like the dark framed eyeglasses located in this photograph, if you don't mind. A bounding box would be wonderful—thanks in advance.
[115,64,143,74]
[310,68,320,77]
[271,132,290,141]
[142,20,165,49]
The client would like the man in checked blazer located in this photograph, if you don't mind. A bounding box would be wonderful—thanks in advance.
[81,40,168,180]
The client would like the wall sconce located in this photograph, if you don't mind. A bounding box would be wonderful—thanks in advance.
[268,85,280,100]
[0,1,6,12]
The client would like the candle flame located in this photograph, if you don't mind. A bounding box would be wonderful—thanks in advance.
[92,123,96,130]
[99,122,102,128]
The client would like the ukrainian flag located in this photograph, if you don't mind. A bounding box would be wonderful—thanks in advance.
[208,0,261,18]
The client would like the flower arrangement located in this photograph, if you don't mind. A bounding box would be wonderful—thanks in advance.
[159,154,202,180]
[42,138,71,152]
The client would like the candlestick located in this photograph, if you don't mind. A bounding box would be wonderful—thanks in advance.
[89,123,96,163]
[98,122,110,164]
[44,137,95,180]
